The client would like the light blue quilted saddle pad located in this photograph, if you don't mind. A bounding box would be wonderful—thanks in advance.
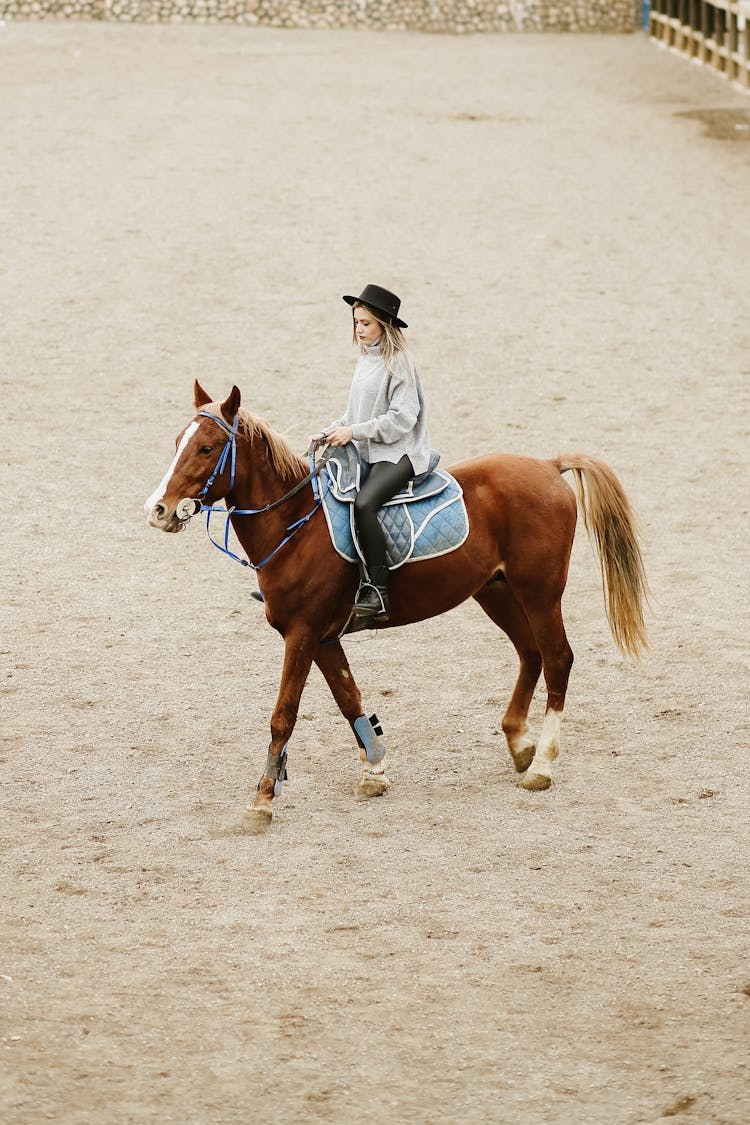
[318,446,469,570]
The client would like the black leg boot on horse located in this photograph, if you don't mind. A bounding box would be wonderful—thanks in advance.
[351,455,414,622]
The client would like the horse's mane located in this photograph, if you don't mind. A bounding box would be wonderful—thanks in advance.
[203,404,306,483]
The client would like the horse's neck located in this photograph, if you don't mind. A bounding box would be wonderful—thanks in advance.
[228,439,309,553]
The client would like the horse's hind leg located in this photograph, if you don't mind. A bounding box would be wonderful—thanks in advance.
[515,599,574,791]
[314,641,390,798]
[473,578,542,774]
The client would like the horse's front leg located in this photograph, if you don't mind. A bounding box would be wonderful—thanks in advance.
[314,641,390,798]
[248,632,316,822]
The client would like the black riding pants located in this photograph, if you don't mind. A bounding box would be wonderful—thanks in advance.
[353,455,414,573]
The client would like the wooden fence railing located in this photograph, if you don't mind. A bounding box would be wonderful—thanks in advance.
[649,1,750,89]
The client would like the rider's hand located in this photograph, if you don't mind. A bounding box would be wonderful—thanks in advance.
[326,426,354,447]
[308,432,327,447]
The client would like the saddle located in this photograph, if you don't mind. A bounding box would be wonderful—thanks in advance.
[316,445,469,569]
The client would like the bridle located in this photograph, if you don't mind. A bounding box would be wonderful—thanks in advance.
[175,410,331,571]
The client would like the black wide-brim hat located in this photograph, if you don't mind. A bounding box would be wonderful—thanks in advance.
[343,283,407,329]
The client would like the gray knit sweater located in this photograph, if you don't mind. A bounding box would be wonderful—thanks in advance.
[326,342,432,476]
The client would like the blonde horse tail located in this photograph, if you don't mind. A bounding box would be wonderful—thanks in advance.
[556,454,650,658]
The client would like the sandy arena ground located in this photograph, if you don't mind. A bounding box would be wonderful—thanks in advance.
[1,20,749,1125]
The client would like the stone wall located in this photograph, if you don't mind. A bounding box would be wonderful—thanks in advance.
[0,1,640,32]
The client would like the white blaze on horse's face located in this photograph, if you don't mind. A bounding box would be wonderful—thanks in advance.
[144,421,200,530]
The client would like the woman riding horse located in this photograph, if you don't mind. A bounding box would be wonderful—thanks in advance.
[310,284,431,622]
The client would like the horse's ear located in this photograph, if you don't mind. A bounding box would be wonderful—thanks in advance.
[194,380,212,408]
[220,385,241,424]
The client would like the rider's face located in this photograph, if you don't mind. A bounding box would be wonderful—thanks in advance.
[354,307,384,347]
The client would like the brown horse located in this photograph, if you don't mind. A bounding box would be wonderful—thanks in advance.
[145,382,648,822]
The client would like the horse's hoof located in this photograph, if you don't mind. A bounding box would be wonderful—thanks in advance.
[243,798,274,826]
[357,772,390,798]
[235,812,272,835]
[519,770,552,792]
[510,744,536,773]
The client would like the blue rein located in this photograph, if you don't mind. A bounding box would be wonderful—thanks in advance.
[189,411,326,571]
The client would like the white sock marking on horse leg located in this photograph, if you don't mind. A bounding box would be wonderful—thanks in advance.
[144,421,199,514]
[359,752,390,797]
[362,751,387,773]
[532,709,562,778]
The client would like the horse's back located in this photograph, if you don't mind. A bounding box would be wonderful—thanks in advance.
[449,452,575,511]
[445,452,578,581]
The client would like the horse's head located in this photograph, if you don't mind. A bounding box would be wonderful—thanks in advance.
[144,381,241,532]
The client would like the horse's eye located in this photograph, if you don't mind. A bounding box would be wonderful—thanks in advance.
[199,446,213,456]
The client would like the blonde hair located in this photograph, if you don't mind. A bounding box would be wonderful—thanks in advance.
[352,302,416,376]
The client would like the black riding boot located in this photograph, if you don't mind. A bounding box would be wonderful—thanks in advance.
[352,563,390,620]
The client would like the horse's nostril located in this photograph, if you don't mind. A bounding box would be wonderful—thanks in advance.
[153,503,166,521]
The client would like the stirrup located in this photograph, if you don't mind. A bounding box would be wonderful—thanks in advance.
[352,581,389,620]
